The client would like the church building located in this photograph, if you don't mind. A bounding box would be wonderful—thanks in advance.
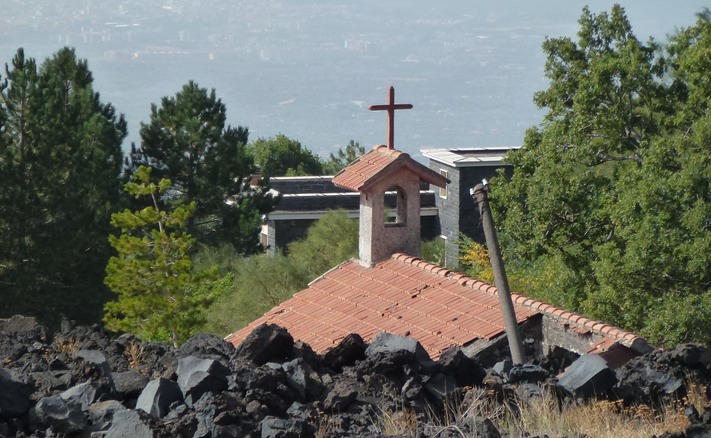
[227,87,652,365]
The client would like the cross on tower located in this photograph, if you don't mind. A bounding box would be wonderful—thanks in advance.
[369,86,413,150]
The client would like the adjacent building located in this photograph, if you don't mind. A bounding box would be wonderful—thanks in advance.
[421,147,517,267]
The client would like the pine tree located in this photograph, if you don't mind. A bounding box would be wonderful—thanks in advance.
[127,81,276,254]
[322,140,365,175]
[104,166,210,347]
[0,48,126,325]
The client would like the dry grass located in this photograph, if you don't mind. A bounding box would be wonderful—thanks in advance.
[369,380,709,438]
[43,336,79,365]
[508,397,688,438]
[124,341,145,370]
[314,408,332,438]
[376,406,419,437]
[467,383,708,438]
[53,337,79,354]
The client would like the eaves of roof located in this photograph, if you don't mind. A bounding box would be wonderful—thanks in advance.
[225,253,650,360]
[333,145,449,192]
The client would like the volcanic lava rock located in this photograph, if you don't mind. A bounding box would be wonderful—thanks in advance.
[4,314,710,437]
[508,363,549,384]
[135,377,183,418]
[614,344,711,405]
[179,333,235,365]
[30,395,87,434]
[437,345,486,387]
[0,368,31,418]
[321,333,367,372]
[235,324,294,366]
[60,380,111,410]
[558,354,617,399]
[176,356,229,406]
[112,369,150,399]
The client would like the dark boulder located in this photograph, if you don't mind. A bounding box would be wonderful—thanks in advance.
[669,344,711,369]
[30,395,87,434]
[136,377,184,418]
[112,369,150,399]
[87,399,127,433]
[282,358,325,401]
[365,332,432,365]
[423,373,458,400]
[260,415,305,438]
[72,349,116,390]
[177,356,229,406]
[559,354,617,399]
[492,359,513,379]
[323,381,358,412]
[614,347,699,405]
[508,364,549,384]
[60,380,111,410]
[0,368,31,418]
[321,333,367,372]
[103,407,154,438]
[437,346,486,387]
[235,324,294,366]
[179,333,235,365]
[0,316,47,371]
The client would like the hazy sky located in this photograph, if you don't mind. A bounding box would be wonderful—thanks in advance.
[1,0,708,159]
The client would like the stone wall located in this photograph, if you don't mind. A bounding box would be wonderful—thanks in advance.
[430,162,513,269]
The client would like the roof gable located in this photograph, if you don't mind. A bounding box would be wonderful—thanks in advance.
[333,145,449,192]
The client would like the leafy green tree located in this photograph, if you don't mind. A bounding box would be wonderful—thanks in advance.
[323,140,366,175]
[104,166,211,347]
[420,238,445,266]
[198,251,309,336]
[248,134,323,177]
[0,48,126,325]
[199,210,358,334]
[491,6,711,346]
[287,209,359,278]
[127,81,276,254]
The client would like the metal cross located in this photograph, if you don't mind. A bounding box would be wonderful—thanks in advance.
[369,86,413,150]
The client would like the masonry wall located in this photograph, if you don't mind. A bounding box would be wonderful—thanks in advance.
[430,162,513,269]
[359,167,422,267]
[269,214,440,255]
[430,162,460,268]
[458,165,512,243]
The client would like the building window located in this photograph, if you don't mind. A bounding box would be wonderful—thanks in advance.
[384,186,406,226]
[439,169,448,199]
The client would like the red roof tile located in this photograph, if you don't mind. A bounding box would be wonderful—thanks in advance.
[332,145,449,192]
[226,252,651,359]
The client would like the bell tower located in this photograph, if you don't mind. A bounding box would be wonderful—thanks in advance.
[333,87,449,267]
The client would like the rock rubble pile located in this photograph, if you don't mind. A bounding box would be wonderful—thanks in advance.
[0,315,709,437]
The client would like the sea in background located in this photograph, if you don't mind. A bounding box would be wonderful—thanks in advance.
[1,0,707,160]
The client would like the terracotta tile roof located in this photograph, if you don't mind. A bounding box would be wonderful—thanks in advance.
[225,253,650,360]
[332,145,449,192]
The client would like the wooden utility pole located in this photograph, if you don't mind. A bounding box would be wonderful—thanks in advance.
[470,182,526,365]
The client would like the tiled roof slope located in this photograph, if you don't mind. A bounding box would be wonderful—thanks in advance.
[333,145,449,192]
[225,253,649,359]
